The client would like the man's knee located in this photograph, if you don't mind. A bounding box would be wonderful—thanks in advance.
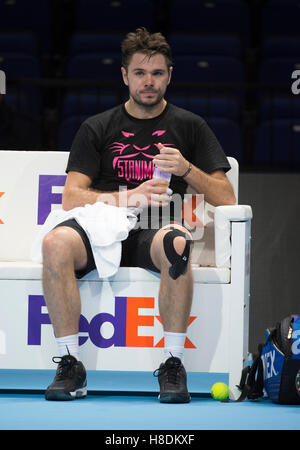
[43,226,88,272]
[173,235,187,256]
[42,228,70,262]
[151,226,193,279]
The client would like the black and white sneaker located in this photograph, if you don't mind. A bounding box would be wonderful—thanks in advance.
[154,356,191,403]
[45,354,87,401]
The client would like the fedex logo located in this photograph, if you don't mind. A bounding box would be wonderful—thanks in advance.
[38,175,66,224]
[28,295,196,349]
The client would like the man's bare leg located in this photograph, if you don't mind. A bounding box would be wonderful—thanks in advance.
[42,226,88,401]
[150,224,194,334]
[150,224,193,403]
[42,226,87,338]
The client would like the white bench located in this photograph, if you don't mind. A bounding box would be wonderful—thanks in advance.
[0,150,252,400]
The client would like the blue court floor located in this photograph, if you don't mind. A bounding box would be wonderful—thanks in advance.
[0,370,300,431]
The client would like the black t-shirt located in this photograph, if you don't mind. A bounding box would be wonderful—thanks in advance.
[66,103,231,199]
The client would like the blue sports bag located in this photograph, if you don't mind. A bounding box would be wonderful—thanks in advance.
[237,315,300,404]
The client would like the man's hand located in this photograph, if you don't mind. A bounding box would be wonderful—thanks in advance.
[153,142,190,177]
[126,177,172,208]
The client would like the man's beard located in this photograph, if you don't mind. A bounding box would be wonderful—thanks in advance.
[130,89,165,108]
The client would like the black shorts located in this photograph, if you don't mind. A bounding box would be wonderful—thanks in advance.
[55,219,161,279]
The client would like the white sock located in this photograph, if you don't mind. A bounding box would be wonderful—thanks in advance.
[56,334,79,360]
[163,331,186,362]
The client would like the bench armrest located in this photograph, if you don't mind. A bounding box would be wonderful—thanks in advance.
[215,205,253,267]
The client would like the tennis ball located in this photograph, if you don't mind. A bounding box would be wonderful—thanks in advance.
[210,382,229,401]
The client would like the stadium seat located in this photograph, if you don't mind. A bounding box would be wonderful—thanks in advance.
[262,36,300,59]
[260,96,300,121]
[58,115,89,150]
[70,33,125,57]
[0,52,40,78]
[70,32,242,59]
[259,58,300,97]
[76,0,154,32]
[169,0,250,42]
[207,117,244,163]
[5,92,30,113]
[0,0,51,52]
[0,32,38,56]
[266,0,300,3]
[62,92,119,119]
[167,95,239,121]
[262,0,300,36]
[168,34,242,59]
[0,52,40,111]
[253,119,300,166]
[67,53,122,81]
[171,56,244,83]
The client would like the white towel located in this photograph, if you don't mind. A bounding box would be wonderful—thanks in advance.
[30,202,140,278]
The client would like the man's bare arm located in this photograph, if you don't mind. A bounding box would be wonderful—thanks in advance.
[62,171,171,211]
[153,144,236,207]
[183,167,236,206]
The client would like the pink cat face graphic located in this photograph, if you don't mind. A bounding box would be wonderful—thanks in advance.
[108,130,174,185]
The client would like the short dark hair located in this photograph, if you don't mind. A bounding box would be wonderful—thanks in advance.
[121,27,173,70]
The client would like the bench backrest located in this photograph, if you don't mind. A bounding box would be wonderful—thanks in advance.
[0,151,238,264]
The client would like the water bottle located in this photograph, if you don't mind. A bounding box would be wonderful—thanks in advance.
[152,165,171,188]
